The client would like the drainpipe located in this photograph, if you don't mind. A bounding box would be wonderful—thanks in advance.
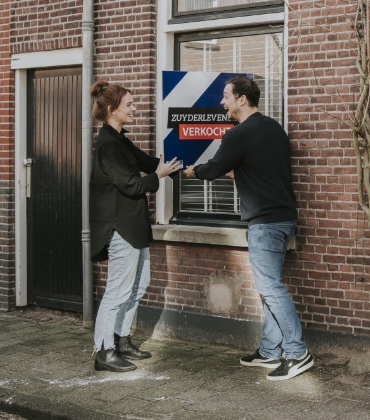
[81,0,95,328]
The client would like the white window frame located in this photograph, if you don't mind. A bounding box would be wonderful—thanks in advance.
[156,4,287,225]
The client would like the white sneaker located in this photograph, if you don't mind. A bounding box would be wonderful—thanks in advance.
[266,350,314,381]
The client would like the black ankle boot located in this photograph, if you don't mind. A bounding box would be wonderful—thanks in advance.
[114,334,152,360]
[94,347,137,372]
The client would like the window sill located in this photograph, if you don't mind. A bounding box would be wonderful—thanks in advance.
[152,224,296,250]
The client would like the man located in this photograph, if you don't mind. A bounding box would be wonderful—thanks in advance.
[183,76,313,381]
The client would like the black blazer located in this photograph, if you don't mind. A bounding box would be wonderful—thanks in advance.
[89,124,160,262]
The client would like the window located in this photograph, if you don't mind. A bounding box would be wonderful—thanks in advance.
[171,27,284,227]
[171,0,284,22]
[176,0,279,12]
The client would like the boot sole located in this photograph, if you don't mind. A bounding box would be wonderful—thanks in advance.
[94,362,137,372]
[120,353,152,360]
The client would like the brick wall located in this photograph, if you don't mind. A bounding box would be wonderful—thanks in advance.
[93,0,370,338]
[93,0,157,154]
[4,0,158,311]
[9,0,83,54]
[4,0,370,338]
[138,0,370,338]
[94,240,265,322]
[0,1,15,310]
[286,0,370,336]
[93,0,157,209]
[2,0,83,311]
[144,242,264,321]
[92,0,158,285]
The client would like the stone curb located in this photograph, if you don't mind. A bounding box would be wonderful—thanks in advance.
[0,393,119,420]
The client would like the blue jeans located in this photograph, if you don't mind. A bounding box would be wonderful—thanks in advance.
[94,231,150,351]
[248,220,306,360]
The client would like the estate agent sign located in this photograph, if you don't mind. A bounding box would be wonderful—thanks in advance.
[162,71,253,167]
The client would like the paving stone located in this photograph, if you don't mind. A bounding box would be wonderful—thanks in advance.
[206,409,260,420]
[148,396,195,415]
[201,375,244,392]
[155,409,209,420]
[334,404,370,420]
[72,397,118,413]
[1,310,370,420]
[107,396,155,416]
[189,367,237,381]
[0,410,27,419]
[1,323,36,331]
[0,340,27,349]
[347,352,370,375]
[128,383,183,402]
[171,386,219,403]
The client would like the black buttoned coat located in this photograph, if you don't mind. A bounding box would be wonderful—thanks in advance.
[89,124,160,262]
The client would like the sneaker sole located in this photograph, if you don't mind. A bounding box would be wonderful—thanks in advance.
[266,356,314,381]
[240,360,281,369]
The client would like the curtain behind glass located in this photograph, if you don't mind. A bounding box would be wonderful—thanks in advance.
[178,0,270,12]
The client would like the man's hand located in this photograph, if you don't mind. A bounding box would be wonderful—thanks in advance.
[184,165,196,178]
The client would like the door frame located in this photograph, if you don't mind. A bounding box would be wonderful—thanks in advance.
[12,48,83,306]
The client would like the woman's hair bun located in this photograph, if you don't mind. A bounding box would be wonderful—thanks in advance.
[89,80,130,122]
[90,81,109,100]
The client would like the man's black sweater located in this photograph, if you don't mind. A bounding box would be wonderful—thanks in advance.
[194,112,297,225]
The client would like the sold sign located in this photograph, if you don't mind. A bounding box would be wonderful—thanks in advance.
[163,71,252,166]
[179,124,234,140]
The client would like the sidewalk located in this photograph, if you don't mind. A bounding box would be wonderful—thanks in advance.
[0,309,369,420]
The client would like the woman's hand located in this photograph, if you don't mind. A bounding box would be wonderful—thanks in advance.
[156,155,182,179]
[225,169,234,179]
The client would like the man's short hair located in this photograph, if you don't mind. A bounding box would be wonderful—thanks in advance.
[226,76,260,108]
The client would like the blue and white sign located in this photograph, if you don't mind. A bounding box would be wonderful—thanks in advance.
[163,71,253,167]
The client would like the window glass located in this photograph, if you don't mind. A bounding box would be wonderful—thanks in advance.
[177,0,272,12]
[178,31,283,215]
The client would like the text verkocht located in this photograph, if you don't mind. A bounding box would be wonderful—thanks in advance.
[179,124,234,140]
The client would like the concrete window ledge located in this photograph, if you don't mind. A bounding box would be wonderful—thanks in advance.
[152,224,296,250]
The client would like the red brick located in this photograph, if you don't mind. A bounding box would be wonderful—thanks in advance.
[1,0,369,334]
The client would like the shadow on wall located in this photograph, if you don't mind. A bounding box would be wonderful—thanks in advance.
[132,244,370,358]
[135,304,263,351]
[93,242,370,359]
[133,241,263,350]
[135,304,370,359]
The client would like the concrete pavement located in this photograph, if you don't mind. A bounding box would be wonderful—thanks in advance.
[0,309,369,420]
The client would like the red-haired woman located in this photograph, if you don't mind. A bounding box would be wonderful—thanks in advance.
[89,81,179,372]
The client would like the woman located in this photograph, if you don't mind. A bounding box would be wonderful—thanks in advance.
[89,80,179,372]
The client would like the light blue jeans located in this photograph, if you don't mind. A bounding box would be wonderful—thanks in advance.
[94,231,150,351]
[248,220,306,360]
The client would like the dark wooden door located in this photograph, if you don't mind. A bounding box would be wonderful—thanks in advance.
[27,67,83,311]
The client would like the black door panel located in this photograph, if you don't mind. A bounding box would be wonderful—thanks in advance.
[27,67,83,311]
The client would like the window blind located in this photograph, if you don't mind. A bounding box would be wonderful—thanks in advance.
[178,32,283,216]
[178,0,274,12]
